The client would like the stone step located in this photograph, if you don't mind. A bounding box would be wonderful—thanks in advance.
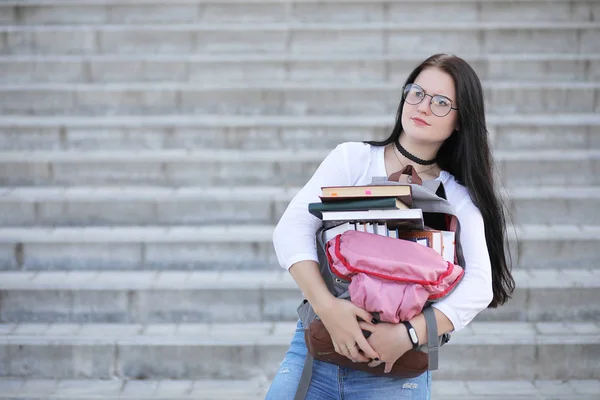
[0,22,597,56]
[0,378,597,400]
[0,269,598,324]
[0,0,596,25]
[1,53,598,83]
[1,81,599,115]
[0,321,598,380]
[1,114,598,151]
[0,224,598,271]
[0,149,598,186]
[0,186,598,226]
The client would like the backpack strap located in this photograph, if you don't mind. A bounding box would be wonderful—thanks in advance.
[294,351,314,400]
[423,306,439,370]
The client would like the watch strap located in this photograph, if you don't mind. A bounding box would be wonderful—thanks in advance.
[402,320,419,350]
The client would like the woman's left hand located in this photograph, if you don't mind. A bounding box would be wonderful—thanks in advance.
[358,321,413,374]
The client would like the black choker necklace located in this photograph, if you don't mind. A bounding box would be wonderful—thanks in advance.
[395,141,437,166]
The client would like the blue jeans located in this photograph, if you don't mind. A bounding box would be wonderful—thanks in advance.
[265,320,431,400]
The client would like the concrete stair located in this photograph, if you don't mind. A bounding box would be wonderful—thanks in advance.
[1,149,599,186]
[0,0,599,398]
[0,21,598,56]
[0,225,599,271]
[0,321,598,381]
[1,54,599,84]
[1,81,599,116]
[0,53,600,84]
[0,270,598,323]
[0,0,597,24]
[1,186,599,226]
[1,114,599,152]
[0,378,597,400]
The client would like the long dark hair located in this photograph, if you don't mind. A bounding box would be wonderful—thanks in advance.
[366,53,514,307]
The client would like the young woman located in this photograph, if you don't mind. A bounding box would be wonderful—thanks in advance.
[266,53,515,400]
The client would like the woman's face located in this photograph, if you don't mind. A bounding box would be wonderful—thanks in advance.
[401,67,459,145]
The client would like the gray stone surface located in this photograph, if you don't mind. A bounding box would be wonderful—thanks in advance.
[90,60,188,83]
[0,0,599,389]
[99,31,194,54]
[2,55,599,84]
[2,342,115,379]
[0,6,15,24]
[108,5,200,24]
[1,188,599,226]
[0,127,61,150]
[23,243,142,270]
[19,6,108,25]
[0,60,86,84]
[0,321,598,380]
[0,269,597,323]
[1,153,598,186]
[0,114,597,147]
[0,377,596,399]
[196,31,287,53]
[2,84,599,116]
[1,30,97,55]
[0,223,599,270]
[484,28,581,54]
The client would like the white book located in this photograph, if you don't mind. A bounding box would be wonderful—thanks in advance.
[431,231,443,257]
[442,231,456,263]
[365,223,375,234]
[417,238,430,247]
[321,208,424,230]
[324,222,355,243]
[388,229,398,239]
[355,223,366,232]
[375,223,387,236]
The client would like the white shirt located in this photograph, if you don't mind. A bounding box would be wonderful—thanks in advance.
[272,141,494,332]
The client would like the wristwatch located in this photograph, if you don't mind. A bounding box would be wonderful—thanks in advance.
[402,320,419,350]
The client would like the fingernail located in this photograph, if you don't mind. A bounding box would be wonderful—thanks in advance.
[371,318,378,324]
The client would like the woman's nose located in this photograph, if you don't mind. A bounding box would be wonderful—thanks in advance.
[416,97,431,114]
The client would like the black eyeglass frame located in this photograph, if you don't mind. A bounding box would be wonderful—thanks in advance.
[402,83,458,117]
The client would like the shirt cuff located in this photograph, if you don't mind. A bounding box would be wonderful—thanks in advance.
[431,302,463,332]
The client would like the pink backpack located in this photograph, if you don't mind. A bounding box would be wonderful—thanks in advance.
[325,230,464,323]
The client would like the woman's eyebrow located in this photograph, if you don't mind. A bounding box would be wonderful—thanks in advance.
[417,85,454,101]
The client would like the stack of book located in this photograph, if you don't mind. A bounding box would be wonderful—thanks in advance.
[309,184,455,263]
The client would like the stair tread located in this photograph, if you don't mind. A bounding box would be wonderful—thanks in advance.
[0,321,598,345]
[1,52,600,63]
[0,268,597,290]
[0,114,598,126]
[2,21,599,31]
[1,81,599,90]
[1,185,599,201]
[0,224,599,242]
[0,0,588,7]
[0,148,599,162]
[0,377,596,400]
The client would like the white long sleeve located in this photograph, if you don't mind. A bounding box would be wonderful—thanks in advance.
[431,195,494,331]
[272,144,351,269]
[273,142,494,332]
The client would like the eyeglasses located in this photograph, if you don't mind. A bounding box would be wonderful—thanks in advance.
[402,83,458,117]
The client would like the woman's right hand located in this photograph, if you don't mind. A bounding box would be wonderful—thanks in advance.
[315,297,380,363]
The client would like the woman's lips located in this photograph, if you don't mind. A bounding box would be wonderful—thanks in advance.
[412,117,430,126]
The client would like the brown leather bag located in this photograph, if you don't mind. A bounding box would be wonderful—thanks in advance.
[304,318,429,378]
